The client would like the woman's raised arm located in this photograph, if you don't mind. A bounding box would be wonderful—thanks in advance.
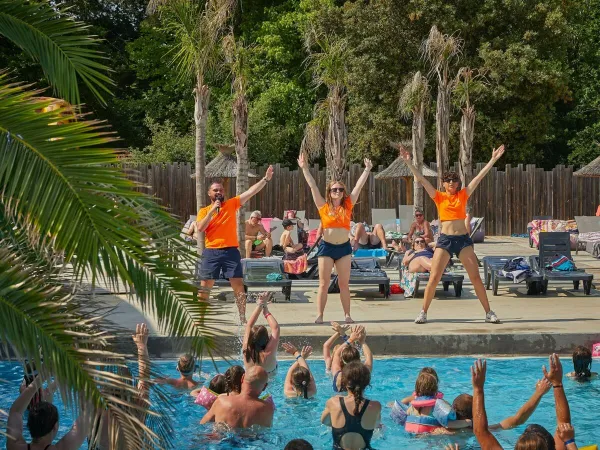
[350,159,373,204]
[298,153,326,208]
[397,144,437,199]
[466,145,504,196]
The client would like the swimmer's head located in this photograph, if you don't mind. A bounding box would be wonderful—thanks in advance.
[522,424,555,450]
[340,345,360,368]
[341,361,371,415]
[284,439,314,450]
[572,345,592,379]
[452,393,473,420]
[177,354,196,376]
[291,366,311,399]
[415,369,438,397]
[225,365,245,394]
[515,430,551,450]
[326,180,348,206]
[28,401,59,440]
[243,366,269,394]
[442,171,461,194]
[208,374,227,395]
[244,325,270,364]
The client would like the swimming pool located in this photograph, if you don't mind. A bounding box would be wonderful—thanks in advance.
[1,357,598,449]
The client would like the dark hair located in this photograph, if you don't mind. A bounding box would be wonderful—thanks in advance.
[415,370,438,397]
[340,345,360,368]
[23,362,42,410]
[452,393,473,420]
[208,374,227,394]
[177,354,195,375]
[341,361,371,416]
[284,439,314,450]
[572,345,592,379]
[27,401,59,439]
[523,424,555,450]
[282,219,294,228]
[291,366,311,399]
[225,365,245,394]
[515,431,549,450]
[244,326,269,364]
[442,171,460,183]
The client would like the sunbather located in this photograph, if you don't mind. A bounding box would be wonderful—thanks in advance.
[402,238,434,273]
[351,222,387,251]
[245,210,273,257]
[403,209,434,246]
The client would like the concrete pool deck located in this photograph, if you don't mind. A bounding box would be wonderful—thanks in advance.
[99,237,600,356]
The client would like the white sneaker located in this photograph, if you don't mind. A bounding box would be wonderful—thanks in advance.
[486,310,500,324]
[415,310,427,324]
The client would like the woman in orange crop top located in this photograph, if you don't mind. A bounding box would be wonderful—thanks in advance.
[399,143,505,325]
[298,153,372,324]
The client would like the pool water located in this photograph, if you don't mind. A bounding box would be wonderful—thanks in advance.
[1,357,598,449]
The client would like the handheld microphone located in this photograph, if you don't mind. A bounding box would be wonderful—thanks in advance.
[216,194,224,214]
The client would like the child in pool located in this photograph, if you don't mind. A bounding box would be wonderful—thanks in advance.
[566,346,598,380]
[323,322,350,374]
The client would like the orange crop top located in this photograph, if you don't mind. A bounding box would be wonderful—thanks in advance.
[433,189,469,221]
[318,197,353,230]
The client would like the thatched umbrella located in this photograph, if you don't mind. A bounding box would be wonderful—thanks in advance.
[375,143,437,205]
[574,153,600,177]
[192,144,257,192]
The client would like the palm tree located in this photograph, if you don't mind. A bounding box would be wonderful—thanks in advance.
[453,67,487,187]
[422,25,462,187]
[399,72,430,211]
[1,2,220,447]
[303,26,350,183]
[223,32,249,256]
[153,0,236,253]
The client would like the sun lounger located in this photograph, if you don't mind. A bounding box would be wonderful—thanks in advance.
[241,258,292,301]
[398,264,463,298]
[328,257,390,297]
[482,256,543,295]
[574,216,600,257]
[529,232,593,295]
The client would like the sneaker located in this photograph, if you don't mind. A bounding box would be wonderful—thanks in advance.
[414,310,427,324]
[486,310,500,324]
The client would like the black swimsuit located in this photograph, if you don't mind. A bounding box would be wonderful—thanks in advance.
[28,445,51,450]
[331,397,374,449]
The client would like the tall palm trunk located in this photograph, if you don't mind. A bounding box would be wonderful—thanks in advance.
[459,104,475,187]
[234,94,249,256]
[194,76,210,254]
[325,86,348,183]
[435,75,451,188]
[412,107,426,210]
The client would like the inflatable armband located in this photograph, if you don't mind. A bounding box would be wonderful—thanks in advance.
[390,400,408,425]
[580,446,597,450]
[432,399,456,427]
[592,342,600,358]
[404,414,440,434]
[194,386,218,410]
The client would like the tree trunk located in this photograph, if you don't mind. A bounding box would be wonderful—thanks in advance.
[435,73,450,189]
[412,105,426,211]
[459,105,475,188]
[194,77,210,254]
[325,87,348,183]
[234,94,249,257]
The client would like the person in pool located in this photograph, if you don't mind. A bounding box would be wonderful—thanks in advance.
[190,373,228,400]
[200,366,274,428]
[223,366,245,396]
[330,326,373,392]
[19,362,58,411]
[324,322,351,374]
[566,345,598,380]
[7,373,93,450]
[399,143,503,325]
[242,292,280,377]
[282,342,317,399]
[401,237,434,273]
[298,152,373,324]
[321,361,381,450]
[154,354,199,390]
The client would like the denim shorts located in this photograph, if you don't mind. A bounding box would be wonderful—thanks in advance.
[200,247,243,279]
[436,233,473,258]
[316,240,353,261]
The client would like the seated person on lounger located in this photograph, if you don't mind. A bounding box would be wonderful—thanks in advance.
[245,211,273,257]
[281,219,304,257]
[351,222,387,251]
[401,238,434,273]
[403,209,434,246]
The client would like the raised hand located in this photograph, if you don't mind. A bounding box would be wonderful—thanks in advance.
[357,326,367,344]
[471,359,487,390]
[556,423,575,441]
[331,321,349,336]
[491,144,505,161]
[265,165,274,180]
[298,152,307,169]
[444,445,459,450]
[535,378,552,395]
[257,291,272,307]
[348,325,363,343]
[398,144,412,161]
[132,323,149,348]
[282,342,298,356]
[364,158,373,171]
[542,353,564,386]
[301,346,313,359]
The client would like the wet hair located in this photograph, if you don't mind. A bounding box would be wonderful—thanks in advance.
[177,354,196,375]
[340,345,360,368]
[523,424,555,450]
[325,180,350,210]
[419,367,439,382]
[452,393,473,420]
[225,365,245,394]
[572,345,592,379]
[244,325,270,364]
[341,361,371,416]
[208,374,227,394]
[292,366,311,399]
[515,431,549,450]
[27,401,59,439]
[415,369,438,397]
[284,439,314,450]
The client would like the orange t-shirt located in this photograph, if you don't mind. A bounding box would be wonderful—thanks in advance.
[433,189,469,221]
[318,197,353,230]
[197,196,241,248]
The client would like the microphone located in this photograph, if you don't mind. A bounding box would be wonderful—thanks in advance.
[215,194,224,214]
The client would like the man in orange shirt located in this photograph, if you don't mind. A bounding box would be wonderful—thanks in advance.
[196,166,274,323]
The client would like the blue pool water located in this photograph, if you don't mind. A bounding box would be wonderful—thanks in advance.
[1,357,598,449]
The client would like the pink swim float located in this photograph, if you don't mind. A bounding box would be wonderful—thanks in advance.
[592,342,600,358]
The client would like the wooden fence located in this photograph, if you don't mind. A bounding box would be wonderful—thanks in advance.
[125,162,600,236]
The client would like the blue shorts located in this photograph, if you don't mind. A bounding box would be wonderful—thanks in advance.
[200,247,243,280]
[436,233,473,258]
[316,240,352,261]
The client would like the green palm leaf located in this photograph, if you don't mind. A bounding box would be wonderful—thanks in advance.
[0,0,113,105]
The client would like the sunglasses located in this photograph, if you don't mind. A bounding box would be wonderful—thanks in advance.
[330,187,345,193]
[415,213,423,217]
[414,239,426,244]
[444,177,460,183]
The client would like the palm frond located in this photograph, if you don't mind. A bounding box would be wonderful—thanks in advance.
[421,25,463,77]
[0,0,113,106]
[300,100,328,161]
[304,25,349,90]
[452,66,488,109]
[398,71,430,118]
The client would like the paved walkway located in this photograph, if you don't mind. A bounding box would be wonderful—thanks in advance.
[101,237,600,355]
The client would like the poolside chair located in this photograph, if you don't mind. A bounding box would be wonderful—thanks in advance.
[483,255,543,296]
[329,257,390,297]
[241,258,292,301]
[397,205,415,233]
[371,208,397,231]
[398,264,464,298]
[529,232,593,295]
[574,216,600,256]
